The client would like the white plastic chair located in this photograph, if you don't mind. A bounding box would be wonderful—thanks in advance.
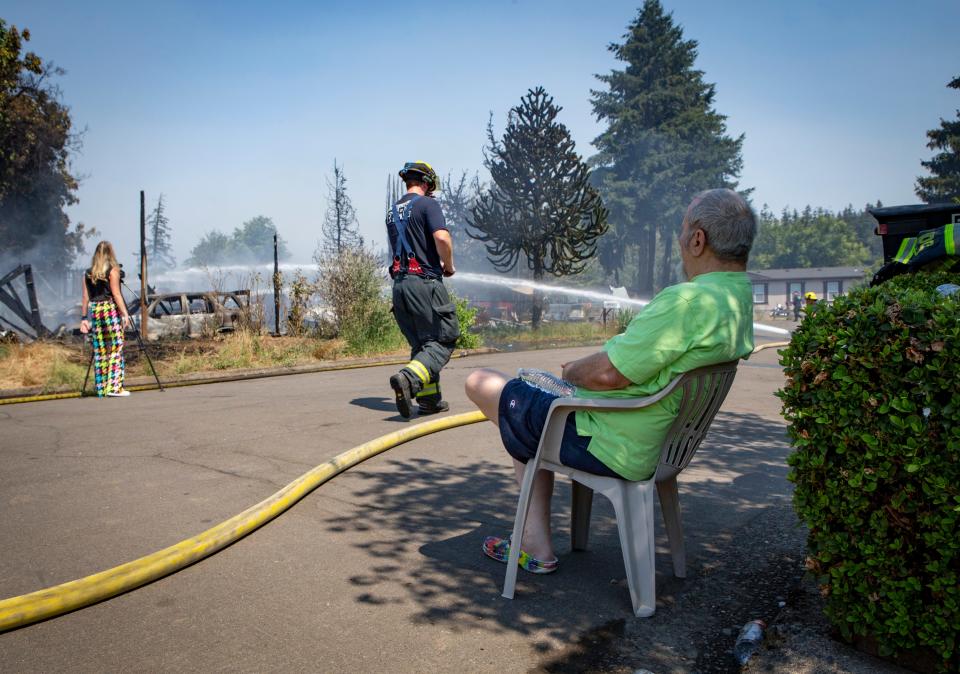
[501,360,739,617]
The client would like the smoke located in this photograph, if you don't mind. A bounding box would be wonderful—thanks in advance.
[0,238,90,335]
[151,262,316,293]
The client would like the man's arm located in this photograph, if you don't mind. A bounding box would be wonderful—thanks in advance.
[433,230,455,277]
[561,351,631,391]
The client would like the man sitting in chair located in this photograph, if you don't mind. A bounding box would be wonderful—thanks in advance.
[464,188,757,575]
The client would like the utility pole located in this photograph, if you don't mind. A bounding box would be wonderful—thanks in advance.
[273,234,281,336]
[140,190,148,340]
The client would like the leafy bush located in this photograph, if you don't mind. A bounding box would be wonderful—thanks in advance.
[234,271,267,334]
[317,247,406,355]
[453,294,482,349]
[285,269,316,337]
[616,308,636,333]
[779,271,960,670]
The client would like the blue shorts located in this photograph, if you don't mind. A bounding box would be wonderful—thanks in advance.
[497,378,622,478]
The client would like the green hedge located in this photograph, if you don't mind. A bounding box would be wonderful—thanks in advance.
[779,271,960,670]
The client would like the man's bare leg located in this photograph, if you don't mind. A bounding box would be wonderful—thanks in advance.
[465,368,556,560]
[512,457,555,560]
[464,367,508,424]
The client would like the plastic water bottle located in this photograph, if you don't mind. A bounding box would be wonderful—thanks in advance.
[733,619,765,666]
[517,368,576,397]
[935,283,960,297]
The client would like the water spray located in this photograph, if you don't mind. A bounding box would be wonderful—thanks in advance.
[454,272,651,307]
[152,267,790,338]
[451,272,790,338]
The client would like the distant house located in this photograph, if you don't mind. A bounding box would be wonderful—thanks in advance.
[746,266,867,309]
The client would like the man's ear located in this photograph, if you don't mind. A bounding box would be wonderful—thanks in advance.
[690,228,707,256]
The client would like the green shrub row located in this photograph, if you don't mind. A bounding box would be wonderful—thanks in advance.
[779,271,959,670]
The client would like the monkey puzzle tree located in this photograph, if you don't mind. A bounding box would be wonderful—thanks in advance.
[470,87,608,329]
[915,76,960,204]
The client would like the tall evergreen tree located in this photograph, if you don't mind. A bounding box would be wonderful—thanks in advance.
[749,205,874,270]
[916,76,960,203]
[470,87,608,328]
[146,193,175,270]
[598,224,628,287]
[590,0,744,292]
[319,160,362,257]
[839,201,884,261]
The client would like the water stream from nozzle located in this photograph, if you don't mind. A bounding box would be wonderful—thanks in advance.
[452,272,650,307]
[449,271,791,337]
[151,266,790,337]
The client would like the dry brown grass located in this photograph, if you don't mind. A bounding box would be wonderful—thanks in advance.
[162,331,329,374]
[0,342,87,391]
[0,332,360,392]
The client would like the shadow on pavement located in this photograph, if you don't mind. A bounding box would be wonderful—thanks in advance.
[348,396,410,421]
[321,410,794,659]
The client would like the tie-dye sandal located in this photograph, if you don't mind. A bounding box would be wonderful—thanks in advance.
[482,535,558,574]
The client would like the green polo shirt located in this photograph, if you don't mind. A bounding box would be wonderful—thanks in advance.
[574,271,754,481]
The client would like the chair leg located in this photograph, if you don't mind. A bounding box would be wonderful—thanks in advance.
[571,480,594,551]
[656,477,686,578]
[608,482,657,617]
[502,459,540,600]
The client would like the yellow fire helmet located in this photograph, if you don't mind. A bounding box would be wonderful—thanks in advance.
[399,161,440,193]
[805,291,818,300]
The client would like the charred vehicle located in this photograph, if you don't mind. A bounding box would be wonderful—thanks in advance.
[130,290,250,340]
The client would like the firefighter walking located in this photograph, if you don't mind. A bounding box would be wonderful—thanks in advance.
[386,161,460,418]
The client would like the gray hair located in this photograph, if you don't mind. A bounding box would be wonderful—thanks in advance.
[686,188,756,263]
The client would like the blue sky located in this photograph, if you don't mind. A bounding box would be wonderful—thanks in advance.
[4,0,959,266]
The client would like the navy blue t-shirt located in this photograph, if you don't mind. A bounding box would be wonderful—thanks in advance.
[385,193,448,278]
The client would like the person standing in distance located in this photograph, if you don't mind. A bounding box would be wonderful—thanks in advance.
[386,161,460,418]
[80,240,133,397]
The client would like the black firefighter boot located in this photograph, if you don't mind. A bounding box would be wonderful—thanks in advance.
[416,382,449,416]
[389,369,420,419]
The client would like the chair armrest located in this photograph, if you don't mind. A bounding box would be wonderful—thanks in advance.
[532,359,739,466]
[532,374,685,465]
[550,371,686,412]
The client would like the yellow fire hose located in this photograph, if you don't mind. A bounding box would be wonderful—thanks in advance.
[0,410,487,633]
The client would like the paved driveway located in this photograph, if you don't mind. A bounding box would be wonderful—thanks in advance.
[0,345,794,672]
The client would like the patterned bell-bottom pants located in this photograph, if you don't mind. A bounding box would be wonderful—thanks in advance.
[90,300,125,396]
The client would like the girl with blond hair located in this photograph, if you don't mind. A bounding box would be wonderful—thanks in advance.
[80,241,132,397]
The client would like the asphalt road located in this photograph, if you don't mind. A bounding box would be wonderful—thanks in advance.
[0,345,797,673]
